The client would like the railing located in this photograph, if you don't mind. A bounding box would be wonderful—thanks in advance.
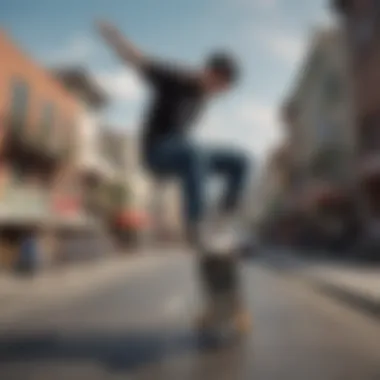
[4,116,73,161]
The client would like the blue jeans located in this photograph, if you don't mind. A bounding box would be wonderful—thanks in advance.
[145,137,249,230]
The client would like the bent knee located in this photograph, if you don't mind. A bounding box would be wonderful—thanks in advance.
[233,150,250,175]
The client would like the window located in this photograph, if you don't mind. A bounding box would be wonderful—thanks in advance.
[11,161,27,184]
[65,120,75,154]
[307,51,323,86]
[40,102,56,142]
[10,78,29,130]
[355,19,375,44]
[358,112,380,153]
[315,117,329,145]
[324,71,342,104]
[311,146,344,181]
[351,1,378,53]
[56,117,71,152]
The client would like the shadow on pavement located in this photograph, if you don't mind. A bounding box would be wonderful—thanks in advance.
[0,328,239,373]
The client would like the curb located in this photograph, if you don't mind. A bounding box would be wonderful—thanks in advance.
[260,258,380,321]
[307,278,380,320]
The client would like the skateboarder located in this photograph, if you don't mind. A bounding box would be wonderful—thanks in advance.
[97,21,250,252]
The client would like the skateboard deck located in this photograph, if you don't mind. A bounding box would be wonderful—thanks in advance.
[197,250,251,341]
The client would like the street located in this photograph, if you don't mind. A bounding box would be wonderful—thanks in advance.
[0,254,380,380]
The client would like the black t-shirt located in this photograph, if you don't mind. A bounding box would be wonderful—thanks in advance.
[140,60,206,152]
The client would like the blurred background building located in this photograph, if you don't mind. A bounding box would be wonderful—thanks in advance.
[53,67,118,261]
[0,29,184,273]
[1,0,379,271]
[0,30,86,269]
[255,0,380,260]
[332,0,380,257]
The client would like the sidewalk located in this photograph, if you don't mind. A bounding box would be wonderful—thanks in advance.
[0,250,171,323]
[262,249,380,318]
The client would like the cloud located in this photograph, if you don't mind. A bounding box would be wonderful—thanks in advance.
[95,69,145,102]
[255,0,278,10]
[197,98,283,161]
[236,98,284,158]
[255,29,306,65]
[230,0,279,10]
[41,35,96,65]
[239,98,277,127]
[315,8,337,28]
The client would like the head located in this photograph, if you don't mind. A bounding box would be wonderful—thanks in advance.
[202,52,240,95]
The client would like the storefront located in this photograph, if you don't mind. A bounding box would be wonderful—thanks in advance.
[305,183,358,254]
[0,184,53,272]
[356,156,380,260]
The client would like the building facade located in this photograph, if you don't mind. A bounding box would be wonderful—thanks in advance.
[280,27,358,251]
[100,129,185,243]
[0,30,85,269]
[55,68,118,224]
[332,0,380,256]
[253,144,295,243]
[286,28,355,186]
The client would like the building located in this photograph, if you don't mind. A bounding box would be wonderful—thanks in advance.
[280,27,358,250]
[286,28,355,186]
[52,67,122,258]
[0,30,86,269]
[98,130,151,245]
[332,0,380,256]
[100,129,185,243]
[254,143,295,243]
[151,179,184,241]
[54,68,117,221]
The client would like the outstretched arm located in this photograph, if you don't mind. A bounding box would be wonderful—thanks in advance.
[96,20,202,91]
[96,20,147,69]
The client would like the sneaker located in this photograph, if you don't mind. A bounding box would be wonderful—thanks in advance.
[206,218,242,255]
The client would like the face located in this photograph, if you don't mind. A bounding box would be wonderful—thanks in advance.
[203,69,232,95]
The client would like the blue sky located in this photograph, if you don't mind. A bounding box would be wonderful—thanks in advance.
[0,0,335,162]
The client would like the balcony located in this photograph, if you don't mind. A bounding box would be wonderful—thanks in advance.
[5,117,34,149]
[4,117,73,166]
[35,127,73,161]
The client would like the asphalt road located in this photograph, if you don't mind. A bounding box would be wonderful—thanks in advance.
[0,254,379,380]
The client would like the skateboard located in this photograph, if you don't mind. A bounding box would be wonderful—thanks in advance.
[196,249,251,343]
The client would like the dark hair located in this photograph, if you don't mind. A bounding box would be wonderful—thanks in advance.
[206,52,240,84]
